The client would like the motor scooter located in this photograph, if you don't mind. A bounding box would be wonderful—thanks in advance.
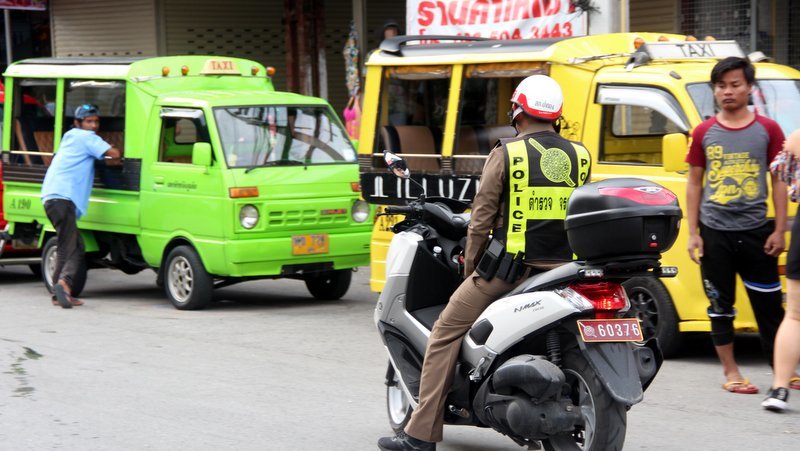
[374,152,681,450]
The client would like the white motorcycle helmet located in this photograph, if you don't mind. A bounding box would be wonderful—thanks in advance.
[510,74,564,123]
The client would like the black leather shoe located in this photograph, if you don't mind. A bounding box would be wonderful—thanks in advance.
[377,432,436,451]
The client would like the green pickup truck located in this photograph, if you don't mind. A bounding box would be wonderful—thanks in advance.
[1,56,373,309]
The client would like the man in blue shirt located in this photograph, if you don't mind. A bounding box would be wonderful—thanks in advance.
[41,104,121,308]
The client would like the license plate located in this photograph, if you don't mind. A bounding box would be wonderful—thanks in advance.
[292,234,329,255]
[577,318,644,342]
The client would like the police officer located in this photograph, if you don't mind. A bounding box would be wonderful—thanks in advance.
[378,75,592,450]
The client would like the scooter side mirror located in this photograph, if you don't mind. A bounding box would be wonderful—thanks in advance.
[384,150,410,179]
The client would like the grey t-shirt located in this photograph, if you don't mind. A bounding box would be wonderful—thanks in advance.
[686,115,784,231]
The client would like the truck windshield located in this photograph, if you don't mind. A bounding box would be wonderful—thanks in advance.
[687,79,800,135]
[213,106,356,168]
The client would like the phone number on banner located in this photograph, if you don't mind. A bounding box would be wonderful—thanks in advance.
[455,21,575,40]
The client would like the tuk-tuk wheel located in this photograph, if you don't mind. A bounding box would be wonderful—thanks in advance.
[164,245,213,310]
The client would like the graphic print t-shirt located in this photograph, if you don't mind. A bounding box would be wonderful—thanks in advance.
[685,114,784,231]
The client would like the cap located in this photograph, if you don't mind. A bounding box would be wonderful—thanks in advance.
[74,104,100,120]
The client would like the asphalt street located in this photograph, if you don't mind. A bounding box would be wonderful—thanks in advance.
[0,266,798,450]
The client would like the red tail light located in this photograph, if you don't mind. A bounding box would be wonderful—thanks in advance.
[569,282,628,319]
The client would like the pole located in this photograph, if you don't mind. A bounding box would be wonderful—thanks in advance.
[4,9,12,67]
[750,0,758,53]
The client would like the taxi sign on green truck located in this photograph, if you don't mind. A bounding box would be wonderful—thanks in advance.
[1,56,373,309]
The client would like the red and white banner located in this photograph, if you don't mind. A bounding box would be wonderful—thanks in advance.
[407,0,587,42]
[0,0,47,10]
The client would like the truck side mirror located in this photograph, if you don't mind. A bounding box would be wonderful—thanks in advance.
[192,142,212,166]
[662,133,688,172]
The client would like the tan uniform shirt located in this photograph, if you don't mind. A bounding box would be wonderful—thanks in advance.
[464,127,566,274]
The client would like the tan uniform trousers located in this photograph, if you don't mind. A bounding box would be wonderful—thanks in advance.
[404,270,529,443]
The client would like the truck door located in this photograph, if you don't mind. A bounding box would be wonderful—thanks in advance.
[140,108,224,262]
[585,84,690,179]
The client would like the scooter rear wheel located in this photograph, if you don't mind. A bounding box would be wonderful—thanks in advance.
[543,351,627,451]
[386,362,413,433]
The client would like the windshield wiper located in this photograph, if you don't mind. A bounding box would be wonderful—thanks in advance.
[244,160,306,173]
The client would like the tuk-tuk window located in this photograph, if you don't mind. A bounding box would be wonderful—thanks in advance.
[65,80,126,151]
[158,109,210,164]
[596,85,689,166]
[10,78,56,165]
[453,75,520,174]
[213,106,356,168]
[375,68,449,171]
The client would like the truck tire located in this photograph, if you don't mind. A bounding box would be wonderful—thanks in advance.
[42,237,87,297]
[304,269,351,300]
[163,245,213,310]
[622,277,682,358]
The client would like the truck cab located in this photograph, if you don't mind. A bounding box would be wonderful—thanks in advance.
[1,56,373,309]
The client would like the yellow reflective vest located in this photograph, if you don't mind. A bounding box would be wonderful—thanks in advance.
[499,131,591,262]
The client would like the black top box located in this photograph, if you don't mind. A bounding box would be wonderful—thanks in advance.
[565,178,682,263]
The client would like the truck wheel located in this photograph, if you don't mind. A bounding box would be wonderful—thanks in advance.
[304,269,351,300]
[42,237,87,297]
[163,245,213,310]
[623,277,681,358]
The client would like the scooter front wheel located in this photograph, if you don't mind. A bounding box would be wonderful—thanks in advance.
[543,351,627,451]
[386,362,413,433]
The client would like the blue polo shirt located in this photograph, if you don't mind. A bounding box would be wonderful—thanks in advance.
[41,128,111,218]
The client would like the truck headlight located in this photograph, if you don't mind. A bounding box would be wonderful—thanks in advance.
[239,204,259,229]
[352,200,369,223]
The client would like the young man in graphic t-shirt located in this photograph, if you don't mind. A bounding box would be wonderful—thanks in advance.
[686,56,789,395]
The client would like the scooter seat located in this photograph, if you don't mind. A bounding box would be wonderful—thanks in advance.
[505,261,583,297]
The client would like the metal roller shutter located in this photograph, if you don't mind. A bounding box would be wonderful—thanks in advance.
[162,0,286,91]
[630,0,678,34]
[51,0,158,57]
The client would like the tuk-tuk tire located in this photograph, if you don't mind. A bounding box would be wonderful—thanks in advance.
[42,237,87,297]
[305,269,351,300]
[163,245,213,310]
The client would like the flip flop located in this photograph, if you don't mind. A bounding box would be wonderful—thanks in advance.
[53,283,73,309]
[790,377,800,390]
[722,378,759,394]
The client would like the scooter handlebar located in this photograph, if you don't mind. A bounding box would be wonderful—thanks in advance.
[383,206,415,215]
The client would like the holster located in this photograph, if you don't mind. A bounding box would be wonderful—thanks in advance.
[476,238,526,282]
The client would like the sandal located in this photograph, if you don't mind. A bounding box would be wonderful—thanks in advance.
[53,282,83,308]
[790,377,800,390]
[722,378,759,394]
[53,283,73,309]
